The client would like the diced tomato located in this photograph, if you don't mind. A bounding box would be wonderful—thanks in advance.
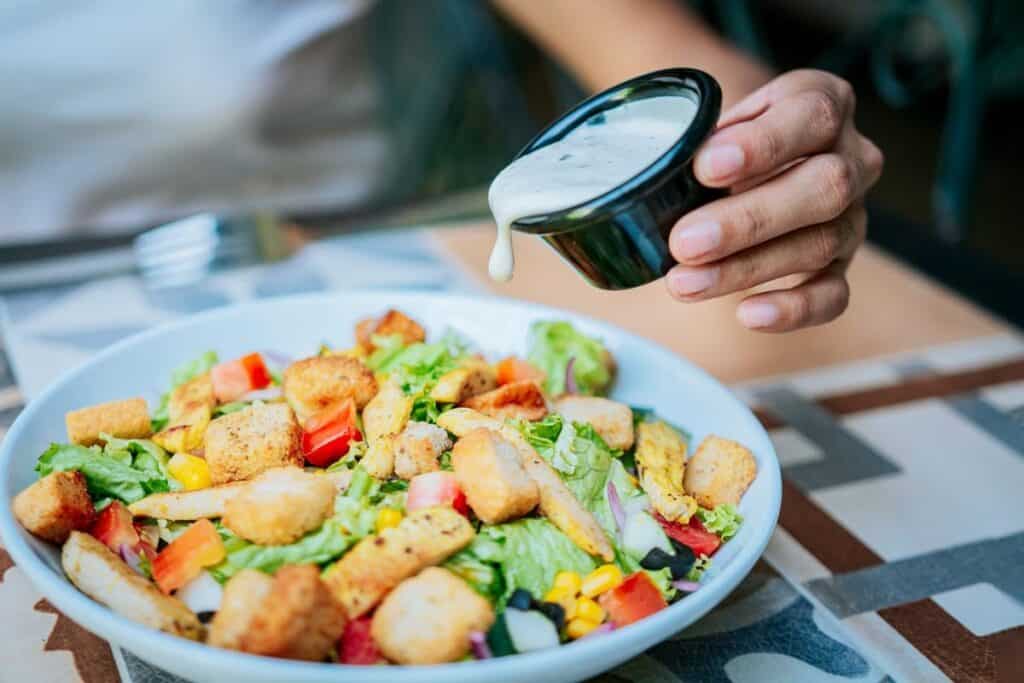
[598,572,667,627]
[90,502,140,552]
[339,615,382,665]
[495,356,545,387]
[211,353,272,402]
[655,514,722,557]
[302,399,362,468]
[151,519,225,594]
[406,472,469,516]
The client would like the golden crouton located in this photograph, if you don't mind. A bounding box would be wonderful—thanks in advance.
[355,309,426,351]
[65,398,151,447]
[283,356,378,422]
[222,467,335,545]
[683,435,757,509]
[361,436,396,480]
[208,569,274,650]
[61,532,202,640]
[322,506,474,618]
[362,381,413,444]
[437,409,613,561]
[555,396,635,451]
[393,422,452,480]
[452,429,538,523]
[204,403,303,485]
[128,482,247,520]
[371,567,494,665]
[461,380,548,421]
[241,565,347,662]
[13,471,95,543]
[429,361,498,404]
[636,421,695,523]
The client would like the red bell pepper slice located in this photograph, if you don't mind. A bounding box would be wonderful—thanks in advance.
[151,519,225,594]
[655,514,722,557]
[495,356,545,387]
[302,399,362,468]
[338,615,382,664]
[406,471,469,516]
[211,353,272,403]
[599,572,667,627]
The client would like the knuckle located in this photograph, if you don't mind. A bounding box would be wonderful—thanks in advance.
[820,154,856,215]
[757,122,784,169]
[785,289,813,324]
[833,76,855,112]
[864,138,885,177]
[734,200,770,246]
[810,225,841,270]
[807,90,844,139]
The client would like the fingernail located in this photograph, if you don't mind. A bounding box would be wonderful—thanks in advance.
[699,144,744,180]
[738,302,780,328]
[674,221,722,261]
[669,268,716,296]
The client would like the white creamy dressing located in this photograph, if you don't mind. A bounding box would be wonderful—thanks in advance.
[487,95,698,281]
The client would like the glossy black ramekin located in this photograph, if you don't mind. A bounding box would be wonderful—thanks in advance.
[510,68,723,290]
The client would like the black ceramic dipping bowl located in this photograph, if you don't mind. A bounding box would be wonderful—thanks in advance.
[509,68,723,290]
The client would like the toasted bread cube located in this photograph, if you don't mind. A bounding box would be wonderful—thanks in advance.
[361,436,396,480]
[362,381,413,444]
[65,398,151,447]
[371,567,494,665]
[461,380,547,421]
[169,374,216,422]
[283,356,378,422]
[555,396,634,450]
[635,421,694,522]
[208,569,274,650]
[429,361,498,404]
[322,506,474,618]
[240,565,347,662]
[393,422,452,480]
[222,467,335,545]
[62,532,203,639]
[452,429,538,523]
[204,403,303,485]
[13,471,95,543]
[355,309,426,351]
[683,435,757,508]
[128,482,247,520]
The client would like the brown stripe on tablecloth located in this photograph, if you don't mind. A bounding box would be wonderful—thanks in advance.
[0,546,13,579]
[35,598,119,683]
[989,626,1024,683]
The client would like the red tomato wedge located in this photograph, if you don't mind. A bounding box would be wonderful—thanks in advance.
[495,356,545,387]
[301,399,362,468]
[406,472,469,516]
[655,514,722,557]
[151,519,225,594]
[211,353,272,403]
[338,615,382,664]
[599,572,667,627]
[90,501,140,552]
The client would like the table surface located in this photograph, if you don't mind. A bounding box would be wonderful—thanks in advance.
[1,223,1022,683]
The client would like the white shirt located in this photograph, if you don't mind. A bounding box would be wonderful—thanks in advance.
[0,1,389,244]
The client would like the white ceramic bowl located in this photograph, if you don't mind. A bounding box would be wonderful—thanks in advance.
[0,291,780,683]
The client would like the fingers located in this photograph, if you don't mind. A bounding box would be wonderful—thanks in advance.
[735,261,852,332]
[666,205,866,301]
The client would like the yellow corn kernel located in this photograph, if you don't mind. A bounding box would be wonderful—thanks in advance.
[626,472,639,488]
[566,618,602,640]
[581,564,624,598]
[553,570,583,595]
[574,596,605,623]
[375,508,403,533]
[167,453,211,491]
[544,587,577,616]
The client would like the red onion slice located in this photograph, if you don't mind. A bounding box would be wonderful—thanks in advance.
[261,350,293,368]
[240,386,283,402]
[469,631,492,659]
[584,622,615,638]
[671,579,701,593]
[119,544,143,574]
[564,357,578,394]
[606,481,626,534]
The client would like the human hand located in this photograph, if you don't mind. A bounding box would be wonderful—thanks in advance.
[667,69,884,332]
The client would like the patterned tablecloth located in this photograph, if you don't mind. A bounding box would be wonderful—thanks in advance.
[1,228,1022,683]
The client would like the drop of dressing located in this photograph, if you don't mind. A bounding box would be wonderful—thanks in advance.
[487,95,698,281]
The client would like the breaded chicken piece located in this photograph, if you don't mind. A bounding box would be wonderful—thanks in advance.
[204,403,303,485]
[13,471,95,543]
[371,567,494,664]
[361,436,396,480]
[461,380,548,421]
[429,360,498,404]
[322,506,474,618]
[62,532,203,640]
[65,398,151,447]
[283,355,378,422]
[683,435,757,509]
[128,481,247,520]
[360,380,413,479]
[222,467,335,545]
[152,373,217,454]
[437,408,613,561]
[393,421,452,480]
[635,421,695,523]
[355,309,426,351]
[555,396,635,451]
[208,569,274,650]
[241,565,347,661]
[452,429,538,523]
[168,374,216,421]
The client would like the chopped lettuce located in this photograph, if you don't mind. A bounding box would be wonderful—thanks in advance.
[99,433,181,491]
[444,546,506,603]
[365,333,469,423]
[697,504,743,541]
[36,442,170,504]
[527,321,613,396]
[151,351,218,431]
[687,555,712,582]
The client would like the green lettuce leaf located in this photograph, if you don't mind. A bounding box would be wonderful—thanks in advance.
[444,545,506,603]
[697,504,743,541]
[99,433,181,491]
[151,351,218,431]
[365,334,469,422]
[36,443,170,504]
[527,321,612,396]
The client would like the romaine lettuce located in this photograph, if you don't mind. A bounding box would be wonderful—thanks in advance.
[36,442,170,505]
[365,333,469,421]
[697,504,743,541]
[527,321,613,396]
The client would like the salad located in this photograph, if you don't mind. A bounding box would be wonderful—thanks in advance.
[12,309,757,665]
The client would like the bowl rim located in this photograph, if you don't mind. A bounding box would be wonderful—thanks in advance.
[509,67,722,236]
[0,289,780,682]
